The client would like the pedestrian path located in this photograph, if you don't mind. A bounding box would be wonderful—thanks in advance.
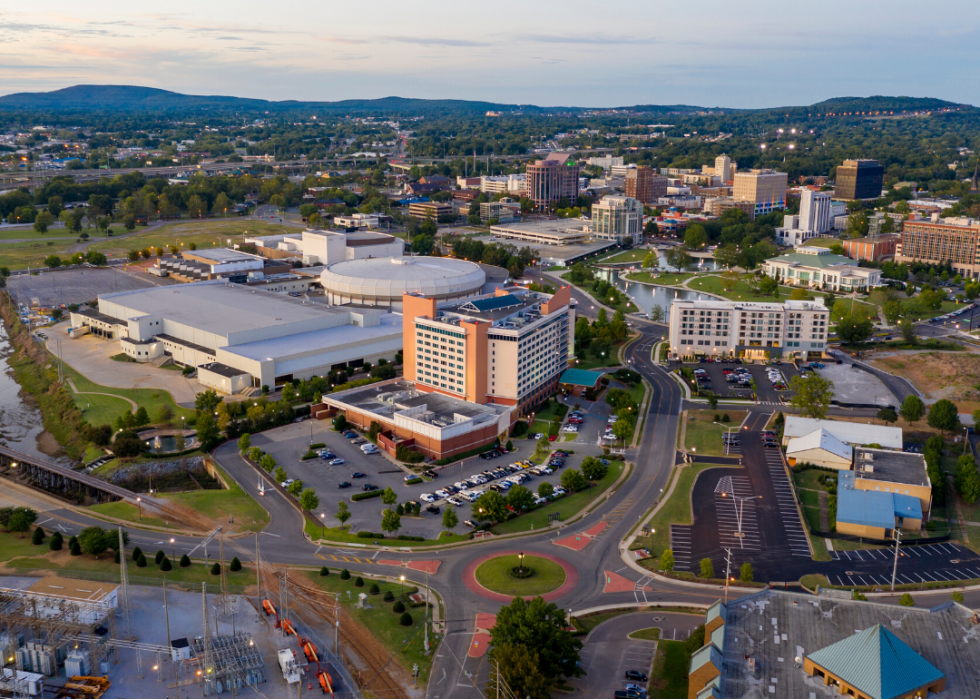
[763,448,811,557]
[554,522,608,551]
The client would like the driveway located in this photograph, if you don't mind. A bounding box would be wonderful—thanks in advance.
[47,321,205,404]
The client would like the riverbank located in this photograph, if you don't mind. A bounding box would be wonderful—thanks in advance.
[0,292,92,460]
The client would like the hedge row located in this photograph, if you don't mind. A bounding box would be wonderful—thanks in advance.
[351,490,384,502]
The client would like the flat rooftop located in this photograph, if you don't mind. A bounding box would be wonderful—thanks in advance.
[222,313,402,362]
[327,379,508,426]
[439,290,548,322]
[717,589,980,699]
[783,417,903,451]
[100,282,338,338]
[490,218,590,241]
[185,248,261,264]
[854,447,930,487]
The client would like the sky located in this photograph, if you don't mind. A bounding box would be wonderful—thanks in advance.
[2,1,980,109]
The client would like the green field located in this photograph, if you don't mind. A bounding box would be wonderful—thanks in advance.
[491,461,626,534]
[625,271,694,286]
[63,364,195,427]
[474,554,566,596]
[87,501,168,528]
[86,219,295,260]
[160,463,270,532]
[649,640,690,699]
[0,241,78,270]
[683,410,746,456]
[599,249,649,264]
[307,570,435,684]
[632,463,733,564]
[802,238,839,248]
[303,519,470,546]
[629,627,662,641]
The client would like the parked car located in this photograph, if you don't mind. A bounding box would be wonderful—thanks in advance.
[463,520,477,528]
[420,493,436,503]
[362,484,379,491]
[337,482,351,489]
[351,472,366,479]
[625,671,648,681]
[329,458,345,466]
[426,505,441,514]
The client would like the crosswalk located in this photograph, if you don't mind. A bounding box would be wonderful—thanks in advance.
[605,498,637,525]
[713,476,760,551]
[756,401,784,406]
[763,447,811,557]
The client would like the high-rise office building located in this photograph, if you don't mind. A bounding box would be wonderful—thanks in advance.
[624,165,667,204]
[591,196,643,245]
[525,153,580,211]
[714,154,732,182]
[835,159,884,200]
[798,190,833,234]
[733,169,788,216]
[897,215,980,279]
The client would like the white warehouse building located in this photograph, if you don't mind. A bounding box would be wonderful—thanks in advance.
[69,282,402,394]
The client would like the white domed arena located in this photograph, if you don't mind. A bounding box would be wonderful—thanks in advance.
[319,256,487,310]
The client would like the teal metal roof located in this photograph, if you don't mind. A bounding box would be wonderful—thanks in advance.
[461,294,522,312]
[558,368,604,387]
[806,624,944,699]
[769,251,857,269]
[689,644,722,674]
[705,600,727,626]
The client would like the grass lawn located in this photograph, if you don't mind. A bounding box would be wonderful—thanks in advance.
[87,501,168,528]
[624,271,694,286]
[632,463,734,564]
[86,219,295,260]
[802,238,839,248]
[63,364,194,427]
[599,249,649,264]
[306,570,435,684]
[798,490,820,508]
[649,640,689,699]
[0,241,79,270]
[629,627,662,641]
[570,342,626,370]
[683,410,747,457]
[491,461,626,534]
[559,272,640,316]
[160,464,270,533]
[303,519,470,546]
[474,554,566,596]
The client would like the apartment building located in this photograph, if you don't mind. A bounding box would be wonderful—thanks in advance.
[732,169,788,216]
[525,153,580,211]
[586,155,624,169]
[624,165,667,204]
[798,189,834,234]
[714,154,733,182]
[896,215,980,278]
[479,199,521,223]
[590,195,643,245]
[668,298,829,360]
[402,286,574,413]
[702,197,756,219]
[764,246,881,291]
[835,159,884,200]
[842,233,900,262]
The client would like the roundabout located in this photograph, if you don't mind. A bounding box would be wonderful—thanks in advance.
[464,550,579,602]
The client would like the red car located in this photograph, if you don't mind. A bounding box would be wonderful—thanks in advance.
[549,435,558,441]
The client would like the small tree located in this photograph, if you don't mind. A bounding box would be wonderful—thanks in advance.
[927,399,960,435]
[31,527,45,545]
[392,600,405,613]
[953,590,965,604]
[155,550,165,565]
[660,549,674,572]
[238,433,251,452]
[230,556,242,572]
[899,593,915,607]
[442,506,459,531]
[369,583,380,595]
[136,553,147,567]
[160,557,173,572]
[180,554,191,568]
[354,576,364,588]
[381,509,401,536]
[899,395,926,425]
[707,392,718,410]
[336,501,351,527]
[506,439,513,451]
[699,558,715,579]
[340,569,351,580]
[49,531,63,551]
[132,546,142,561]
[70,541,81,556]
[210,562,221,576]
[273,466,288,483]
[134,406,150,426]
[739,562,753,582]
[381,486,398,510]
[538,482,554,498]
[320,566,330,577]
[299,488,319,512]
[399,612,413,626]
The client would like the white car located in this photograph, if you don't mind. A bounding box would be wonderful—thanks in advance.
[467,490,485,501]
[552,486,567,496]
[434,489,450,499]
[420,493,436,503]
[280,479,295,488]
[329,458,345,465]
[562,425,578,433]
[447,497,463,506]
[533,496,548,505]
[533,433,545,439]
[361,445,379,454]
[454,481,468,490]
[538,466,553,474]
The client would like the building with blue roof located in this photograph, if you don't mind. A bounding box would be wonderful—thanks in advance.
[558,368,604,396]
[836,465,925,539]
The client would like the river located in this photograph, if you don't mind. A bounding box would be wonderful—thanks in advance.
[0,322,65,463]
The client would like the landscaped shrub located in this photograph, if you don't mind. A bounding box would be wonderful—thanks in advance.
[340,569,350,580]
[369,583,380,595]
[320,566,330,577]
[160,557,172,572]
[70,541,81,556]
[354,576,364,588]
[383,591,394,602]
[49,532,62,551]
[351,490,384,502]
[399,612,413,626]
[136,553,147,567]
[392,600,405,613]
[132,546,142,561]
[230,556,242,572]
[210,562,221,575]
[155,550,165,564]
[32,527,45,545]
[68,535,78,550]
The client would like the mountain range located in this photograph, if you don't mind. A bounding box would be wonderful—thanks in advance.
[0,85,965,117]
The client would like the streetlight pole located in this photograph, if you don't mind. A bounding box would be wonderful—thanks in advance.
[714,422,736,456]
[136,496,142,521]
[169,537,175,561]
[399,574,405,602]
[320,513,325,538]
[720,492,762,547]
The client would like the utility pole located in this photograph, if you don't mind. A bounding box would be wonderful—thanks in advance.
[424,567,429,652]
[255,533,261,597]
[890,529,902,591]
[724,548,733,603]
[334,593,340,655]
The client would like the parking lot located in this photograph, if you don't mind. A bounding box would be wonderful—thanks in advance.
[557,396,616,446]
[683,360,799,404]
[248,420,601,539]
[8,267,161,307]
[825,542,980,587]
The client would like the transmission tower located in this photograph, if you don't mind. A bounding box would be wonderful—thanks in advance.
[219,538,230,617]
[277,573,288,637]
[117,528,133,641]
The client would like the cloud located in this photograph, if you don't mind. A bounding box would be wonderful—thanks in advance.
[317,36,370,45]
[516,33,653,45]
[383,36,491,47]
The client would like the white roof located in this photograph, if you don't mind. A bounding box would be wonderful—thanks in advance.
[320,256,485,300]
[786,428,853,462]
[783,416,903,450]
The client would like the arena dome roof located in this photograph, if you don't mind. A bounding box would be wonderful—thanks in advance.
[319,256,486,302]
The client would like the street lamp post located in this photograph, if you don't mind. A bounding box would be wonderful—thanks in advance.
[320,513,326,538]
[719,492,762,547]
[169,537,175,561]
[399,575,405,602]
[714,422,736,456]
[136,496,142,521]
[517,551,525,574]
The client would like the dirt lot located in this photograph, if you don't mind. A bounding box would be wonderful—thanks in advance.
[869,350,980,412]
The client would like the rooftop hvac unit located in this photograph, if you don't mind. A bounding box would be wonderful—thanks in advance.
[862,452,874,461]
[864,465,874,473]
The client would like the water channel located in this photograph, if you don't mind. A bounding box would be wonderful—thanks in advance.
[608,266,725,319]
